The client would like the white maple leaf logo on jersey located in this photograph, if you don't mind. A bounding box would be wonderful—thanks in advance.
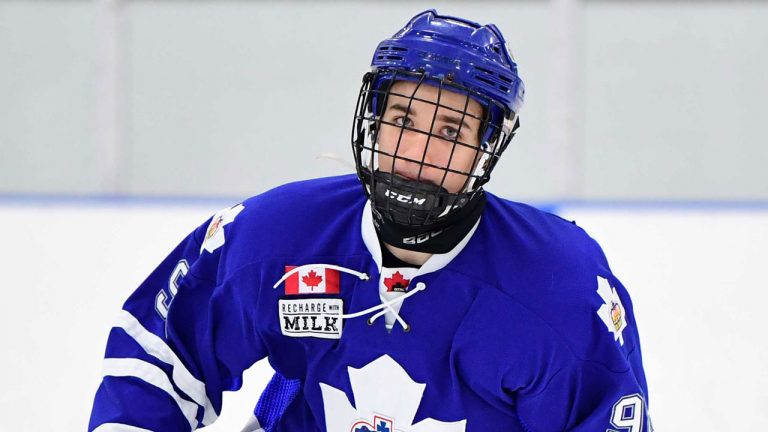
[320,355,466,432]
[596,276,628,345]
[200,204,244,254]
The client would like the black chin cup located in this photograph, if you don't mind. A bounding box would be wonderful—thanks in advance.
[371,171,470,227]
[370,171,486,254]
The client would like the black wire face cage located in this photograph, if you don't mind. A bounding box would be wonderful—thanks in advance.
[352,69,518,228]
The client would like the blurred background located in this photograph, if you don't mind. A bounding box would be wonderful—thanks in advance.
[1,0,766,430]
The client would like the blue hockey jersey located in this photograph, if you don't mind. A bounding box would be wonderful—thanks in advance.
[89,174,651,432]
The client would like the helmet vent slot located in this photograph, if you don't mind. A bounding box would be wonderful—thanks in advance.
[378,46,407,52]
[475,76,495,86]
[475,75,510,93]
[377,55,405,61]
[475,66,514,86]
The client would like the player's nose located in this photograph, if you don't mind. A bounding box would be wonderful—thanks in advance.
[396,129,433,163]
[391,130,440,182]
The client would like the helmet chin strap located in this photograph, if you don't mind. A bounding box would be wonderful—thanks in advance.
[371,172,486,254]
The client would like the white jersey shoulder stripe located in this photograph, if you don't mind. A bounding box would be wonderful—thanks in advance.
[92,423,153,432]
[102,357,198,431]
[115,309,218,426]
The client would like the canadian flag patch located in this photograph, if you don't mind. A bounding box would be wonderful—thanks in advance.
[284,266,340,295]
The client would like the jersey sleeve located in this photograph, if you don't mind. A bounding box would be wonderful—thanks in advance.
[88,208,268,432]
[515,269,652,432]
[515,350,651,432]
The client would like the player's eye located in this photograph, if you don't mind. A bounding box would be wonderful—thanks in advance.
[441,125,460,140]
[393,116,413,128]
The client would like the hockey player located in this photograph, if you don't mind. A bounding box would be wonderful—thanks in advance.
[89,9,651,432]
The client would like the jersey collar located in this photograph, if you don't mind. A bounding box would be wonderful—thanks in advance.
[361,200,480,277]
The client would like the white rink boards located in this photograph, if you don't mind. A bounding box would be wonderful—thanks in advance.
[0,201,765,431]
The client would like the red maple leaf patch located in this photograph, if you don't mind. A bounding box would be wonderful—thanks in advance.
[384,271,410,293]
[302,270,323,288]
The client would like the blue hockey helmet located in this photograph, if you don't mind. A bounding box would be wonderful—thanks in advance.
[370,9,524,127]
[352,10,525,229]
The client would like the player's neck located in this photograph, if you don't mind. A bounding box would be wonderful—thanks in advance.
[382,242,432,267]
